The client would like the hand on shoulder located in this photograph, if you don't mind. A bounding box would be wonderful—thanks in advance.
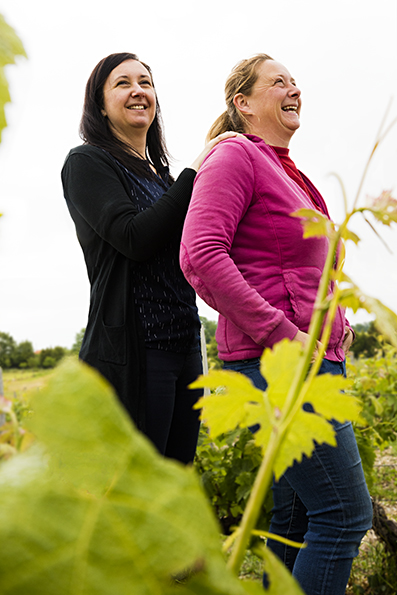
[190,132,245,172]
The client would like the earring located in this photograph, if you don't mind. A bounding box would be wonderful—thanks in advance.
[101,109,107,117]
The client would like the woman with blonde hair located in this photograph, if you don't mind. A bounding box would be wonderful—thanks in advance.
[180,54,372,594]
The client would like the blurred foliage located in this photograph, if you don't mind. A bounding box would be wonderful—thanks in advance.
[0,331,16,368]
[200,317,222,370]
[200,317,217,344]
[0,14,26,142]
[348,346,397,489]
[351,321,383,359]
[195,426,273,535]
[0,391,33,461]
[71,328,85,354]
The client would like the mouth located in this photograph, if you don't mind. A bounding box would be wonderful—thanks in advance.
[127,105,146,110]
[282,105,299,113]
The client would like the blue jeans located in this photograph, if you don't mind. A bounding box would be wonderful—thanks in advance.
[222,357,373,595]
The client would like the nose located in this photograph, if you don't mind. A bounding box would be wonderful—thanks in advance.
[130,82,146,96]
[288,83,301,99]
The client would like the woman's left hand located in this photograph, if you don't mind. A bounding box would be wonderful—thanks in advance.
[342,327,354,355]
[189,131,244,172]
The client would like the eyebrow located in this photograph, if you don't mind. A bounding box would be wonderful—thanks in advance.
[114,73,151,81]
[274,73,296,84]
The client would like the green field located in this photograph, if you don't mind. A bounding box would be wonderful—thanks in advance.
[1,368,54,400]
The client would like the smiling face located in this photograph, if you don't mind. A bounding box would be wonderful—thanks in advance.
[102,59,156,152]
[233,60,301,147]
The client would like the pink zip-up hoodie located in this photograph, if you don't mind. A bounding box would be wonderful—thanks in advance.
[180,135,347,362]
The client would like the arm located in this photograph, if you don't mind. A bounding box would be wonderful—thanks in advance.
[61,148,195,262]
[342,327,354,354]
[180,140,299,348]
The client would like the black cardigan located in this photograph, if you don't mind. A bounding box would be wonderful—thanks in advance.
[61,144,196,430]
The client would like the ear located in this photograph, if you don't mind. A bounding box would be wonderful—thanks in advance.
[233,93,252,115]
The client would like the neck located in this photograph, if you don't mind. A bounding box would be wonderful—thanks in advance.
[247,124,292,148]
[112,127,148,159]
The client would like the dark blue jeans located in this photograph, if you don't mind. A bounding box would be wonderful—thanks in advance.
[222,357,373,595]
[144,349,202,464]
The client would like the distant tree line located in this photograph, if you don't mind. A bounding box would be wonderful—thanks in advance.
[0,321,389,371]
[350,321,385,359]
[0,329,85,370]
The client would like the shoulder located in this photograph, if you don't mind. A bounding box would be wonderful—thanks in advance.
[203,134,276,167]
[200,136,253,173]
[62,144,124,180]
[198,135,277,185]
[61,144,129,196]
[63,144,114,165]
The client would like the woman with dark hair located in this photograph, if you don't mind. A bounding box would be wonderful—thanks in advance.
[180,54,373,593]
[61,52,235,464]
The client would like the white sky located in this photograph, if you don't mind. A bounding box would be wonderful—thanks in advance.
[0,0,396,350]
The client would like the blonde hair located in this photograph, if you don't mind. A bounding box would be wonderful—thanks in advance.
[207,53,273,141]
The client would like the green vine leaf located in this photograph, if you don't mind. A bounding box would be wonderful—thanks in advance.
[0,14,27,141]
[0,359,250,595]
[338,276,397,348]
[254,546,305,595]
[192,371,263,437]
[256,406,337,480]
[362,297,397,348]
[290,208,336,239]
[304,373,360,422]
[365,191,397,226]
[193,341,361,480]
[342,228,361,245]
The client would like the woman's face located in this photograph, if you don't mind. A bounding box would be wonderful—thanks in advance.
[236,60,301,147]
[102,59,156,145]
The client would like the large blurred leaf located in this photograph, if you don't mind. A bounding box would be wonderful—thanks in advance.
[0,359,251,595]
[0,14,27,141]
[192,341,361,480]
[26,359,137,496]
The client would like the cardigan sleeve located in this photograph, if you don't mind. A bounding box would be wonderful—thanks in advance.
[180,139,299,348]
[61,147,196,262]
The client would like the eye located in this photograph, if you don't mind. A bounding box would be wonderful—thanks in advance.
[274,78,284,86]
[116,80,129,86]
[140,79,152,86]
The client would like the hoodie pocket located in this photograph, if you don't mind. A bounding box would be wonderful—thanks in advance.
[282,267,322,330]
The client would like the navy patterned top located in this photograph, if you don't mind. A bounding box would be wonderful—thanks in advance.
[119,161,201,353]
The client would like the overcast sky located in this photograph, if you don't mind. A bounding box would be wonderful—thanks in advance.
[0,0,396,350]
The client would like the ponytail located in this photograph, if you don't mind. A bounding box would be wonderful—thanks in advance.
[207,110,246,141]
[207,53,273,141]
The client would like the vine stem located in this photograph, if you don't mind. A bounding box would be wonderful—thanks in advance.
[227,425,282,573]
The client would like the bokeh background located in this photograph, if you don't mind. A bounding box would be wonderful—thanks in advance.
[1,0,396,350]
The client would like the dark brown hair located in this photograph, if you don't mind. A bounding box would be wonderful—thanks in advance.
[207,53,273,140]
[80,52,171,180]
